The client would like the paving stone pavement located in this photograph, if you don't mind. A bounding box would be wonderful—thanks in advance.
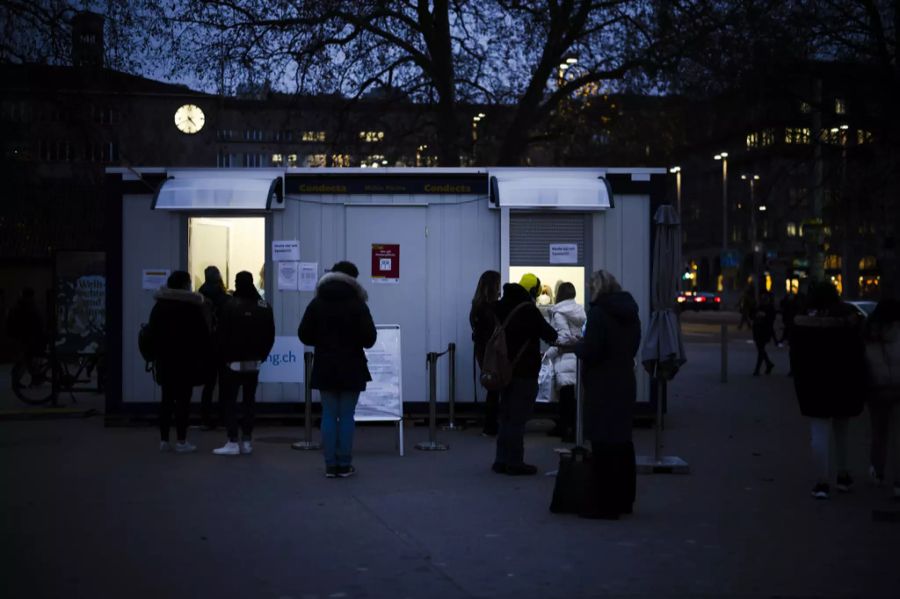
[2,334,898,598]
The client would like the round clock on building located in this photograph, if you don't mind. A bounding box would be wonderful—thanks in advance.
[174,104,205,134]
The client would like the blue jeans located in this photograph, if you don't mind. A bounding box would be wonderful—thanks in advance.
[320,390,359,467]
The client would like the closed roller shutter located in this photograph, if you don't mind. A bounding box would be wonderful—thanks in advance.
[509,212,587,266]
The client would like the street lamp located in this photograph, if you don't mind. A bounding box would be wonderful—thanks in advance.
[742,174,761,302]
[669,166,682,215]
[713,152,728,251]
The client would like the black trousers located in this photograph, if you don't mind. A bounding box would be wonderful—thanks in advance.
[588,440,636,514]
[495,378,538,466]
[220,367,259,441]
[200,369,219,427]
[482,388,500,434]
[558,385,576,436]
[754,339,773,373]
[160,383,192,442]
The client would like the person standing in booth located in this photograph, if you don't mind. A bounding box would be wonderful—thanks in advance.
[299,261,377,478]
[146,270,213,453]
[470,270,501,436]
[573,270,642,518]
[212,271,275,456]
[492,273,558,475]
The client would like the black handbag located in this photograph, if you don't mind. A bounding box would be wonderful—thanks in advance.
[550,445,596,513]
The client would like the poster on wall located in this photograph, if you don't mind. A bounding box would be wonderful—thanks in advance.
[55,251,106,355]
[371,244,400,284]
[277,262,299,290]
[258,336,304,383]
[356,325,402,421]
[272,240,300,262]
[550,243,578,264]
[298,262,318,291]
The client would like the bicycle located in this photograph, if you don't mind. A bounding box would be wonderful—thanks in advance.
[11,349,104,405]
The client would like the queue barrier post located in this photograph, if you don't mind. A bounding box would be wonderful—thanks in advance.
[291,351,321,451]
[441,343,462,431]
[416,351,448,451]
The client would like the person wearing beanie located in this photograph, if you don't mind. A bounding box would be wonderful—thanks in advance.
[212,271,275,456]
[492,273,558,475]
[299,261,377,478]
[198,265,230,430]
[146,270,214,453]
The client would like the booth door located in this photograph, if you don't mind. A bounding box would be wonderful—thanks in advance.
[345,206,428,403]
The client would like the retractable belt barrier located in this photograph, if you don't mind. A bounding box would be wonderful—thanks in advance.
[415,343,455,451]
[291,352,321,451]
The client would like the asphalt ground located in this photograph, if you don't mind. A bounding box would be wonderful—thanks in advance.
[2,328,899,599]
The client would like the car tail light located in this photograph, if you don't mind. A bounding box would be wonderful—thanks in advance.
[695,296,706,303]
[714,296,721,303]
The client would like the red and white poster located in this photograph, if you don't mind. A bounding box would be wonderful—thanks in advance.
[371,243,400,284]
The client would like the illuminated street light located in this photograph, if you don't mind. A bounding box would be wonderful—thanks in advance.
[713,152,728,253]
[565,57,578,65]
[669,166,682,214]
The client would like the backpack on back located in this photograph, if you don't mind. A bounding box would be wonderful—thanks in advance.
[480,302,530,391]
[138,322,158,381]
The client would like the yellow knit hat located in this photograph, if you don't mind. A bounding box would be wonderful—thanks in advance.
[518,273,539,294]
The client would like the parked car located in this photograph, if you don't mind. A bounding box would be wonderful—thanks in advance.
[846,300,877,319]
[677,290,722,311]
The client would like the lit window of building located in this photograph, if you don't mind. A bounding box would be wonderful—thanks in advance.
[301,131,326,142]
[785,127,810,144]
[217,151,238,168]
[217,129,235,141]
[760,129,775,146]
[824,254,842,270]
[361,154,386,168]
[359,131,385,142]
[834,97,846,114]
[243,153,264,167]
[287,154,298,167]
[857,130,873,145]
[859,256,877,270]
[786,222,797,238]
[800,101,812,114]
[746,132,758,149]
[331,154,352,167]
[244,129,264,142]
[305,154,327,167]
[271,154,283,166]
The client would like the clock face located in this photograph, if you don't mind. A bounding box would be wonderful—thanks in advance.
[174,104,205,134]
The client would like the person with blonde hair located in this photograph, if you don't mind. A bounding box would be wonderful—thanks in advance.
[572,269,642,518]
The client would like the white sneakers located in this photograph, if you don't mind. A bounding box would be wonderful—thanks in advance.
[212,440,253,456]
[175,441,197,454]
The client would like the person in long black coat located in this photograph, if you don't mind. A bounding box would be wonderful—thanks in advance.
[790,281,866,499]
[470,270,501,436]
[147,270,214,453]
[574,270,642,518]
[198,265,230,430]
[298,261,377,478]
[492,274,558,475]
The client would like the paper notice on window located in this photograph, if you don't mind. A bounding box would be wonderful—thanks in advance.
[298,262,318,291]
[277,261,299,290]
[272,240,300,262]
[549,243,578,264]
[142,269,170,290]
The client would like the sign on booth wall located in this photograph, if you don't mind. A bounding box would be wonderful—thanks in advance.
[272,240,300,262]
[142,269,170,290]
[371,244,400,284]
[549,243,578,264]
[258,336,304,383]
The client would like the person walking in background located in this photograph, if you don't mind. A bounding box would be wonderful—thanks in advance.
[470,270,501,436]
[789,281,866,499]
[299,261,377,478]
[738,285,757,330]
[212,271,275,457]
[752,292,777,375]
[492,273,558,476]
[543,282,586,442]
[863,298,900,500]
[198,265,230,430]
[146,271,214,453]
[571,270,642,519]
[778,291,797,347]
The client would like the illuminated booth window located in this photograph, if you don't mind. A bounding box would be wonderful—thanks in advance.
[152,176,283,211]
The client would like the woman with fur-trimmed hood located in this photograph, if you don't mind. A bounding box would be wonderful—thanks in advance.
[298,261,377,478]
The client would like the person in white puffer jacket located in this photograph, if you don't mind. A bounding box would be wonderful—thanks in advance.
[544,282,586,441]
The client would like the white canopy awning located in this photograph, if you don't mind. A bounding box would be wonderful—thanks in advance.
[489,172,612,210]
[152,176,283,211]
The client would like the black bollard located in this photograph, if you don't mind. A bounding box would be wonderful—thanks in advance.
[292,351,321,450]
[416,351,448,451]
[442,343,461,431]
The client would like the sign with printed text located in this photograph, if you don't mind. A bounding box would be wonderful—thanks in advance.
[272,240,300,262]
[258,336,304,383]
[142,269,170,290]
[371,243,400,284]
[356,325,402,421]
[550,243,578,264]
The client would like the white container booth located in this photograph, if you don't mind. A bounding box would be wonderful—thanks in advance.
[104,167,664,422]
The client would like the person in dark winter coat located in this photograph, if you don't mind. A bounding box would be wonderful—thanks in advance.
[863,298,900,499]
[470,270,501,436]
[789,281,866,499]
[198,265,230,430]
[752,292,777,375]
[491,273,558,476]
[146,270,214,453]
[212,271,275,457]
[298,261,377,478]
[573,270,642,518]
